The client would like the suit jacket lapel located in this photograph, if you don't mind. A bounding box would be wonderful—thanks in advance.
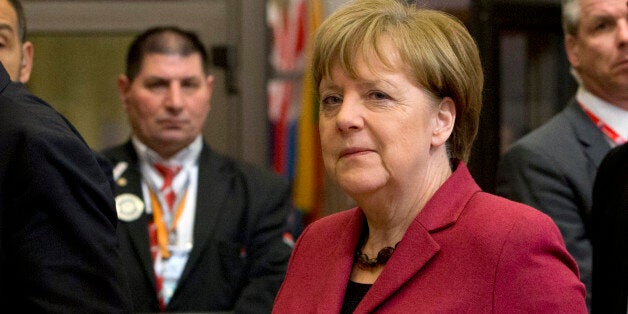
[357,163,477,312]
[568,101,612,168]
[313,210,365,312]
[356,222,440,313]
[114,142,157,289]
[176,144,229,287]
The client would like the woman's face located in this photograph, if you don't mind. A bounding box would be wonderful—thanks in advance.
[318,41,454,197]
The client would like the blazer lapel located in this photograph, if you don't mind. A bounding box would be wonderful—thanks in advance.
[568,102,612,169]
[356,163,477,312]
[114,143,157,289]
[311,210,365,312]
[176,145,229,287]
[356,223,440,313]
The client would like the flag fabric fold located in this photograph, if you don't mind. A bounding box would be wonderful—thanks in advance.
[267,0,324,224]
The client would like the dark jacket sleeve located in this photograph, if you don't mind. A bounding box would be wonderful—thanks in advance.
[0,81,132,313]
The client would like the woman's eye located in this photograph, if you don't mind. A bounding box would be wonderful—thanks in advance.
[321,95,342,106]
[369,91,389,100]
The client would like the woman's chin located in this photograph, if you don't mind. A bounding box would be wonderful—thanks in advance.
[337,175,387,197]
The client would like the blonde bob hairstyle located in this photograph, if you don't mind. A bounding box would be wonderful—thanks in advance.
[311,0,483,162]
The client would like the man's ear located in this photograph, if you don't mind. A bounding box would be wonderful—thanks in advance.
[431,96,456,147]
[206,74,215,111]
[565,34,580,68]
[18,41,33,83]
[117,75,131,111]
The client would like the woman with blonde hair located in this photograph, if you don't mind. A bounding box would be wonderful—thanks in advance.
[273,0,587,312]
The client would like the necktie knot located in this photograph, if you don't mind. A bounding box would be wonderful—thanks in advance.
[154,163,181,191]
[153,163,181,210]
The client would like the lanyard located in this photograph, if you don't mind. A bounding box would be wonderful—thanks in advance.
[579,102,627,145]
[149,187,189,259]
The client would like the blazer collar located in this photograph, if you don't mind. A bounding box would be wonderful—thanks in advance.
[356,162,480,312]
[314,210,364,312]
[567,100,612,167]
[176,144,231,289]
[114,142,156,288]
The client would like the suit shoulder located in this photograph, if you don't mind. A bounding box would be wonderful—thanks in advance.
[499,105,594,171]
[468,192,560,235]
[0,93,88,153]
[508,109,577,152]
[1,94,60,133]
[217,152,290,189]
[100,143,130,162]
[301,209,357,239]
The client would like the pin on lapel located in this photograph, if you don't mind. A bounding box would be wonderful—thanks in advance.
[113,161,128,181]
[116,193,144,222]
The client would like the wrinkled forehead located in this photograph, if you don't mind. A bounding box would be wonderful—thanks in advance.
[579,0,628,17]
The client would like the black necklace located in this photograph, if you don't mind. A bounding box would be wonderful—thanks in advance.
[354,225,400,269]
[355,244,398,269]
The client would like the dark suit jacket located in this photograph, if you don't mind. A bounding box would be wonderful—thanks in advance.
[0,63,132,312]
[103,141,294,313]
[592,143,628,314]
[274,162,586,313]
[496,99,611,308]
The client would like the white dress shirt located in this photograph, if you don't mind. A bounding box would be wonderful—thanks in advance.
[132,135,202,305]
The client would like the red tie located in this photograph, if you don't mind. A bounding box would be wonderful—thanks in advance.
[150,163,181,311]
[154,163,181,211]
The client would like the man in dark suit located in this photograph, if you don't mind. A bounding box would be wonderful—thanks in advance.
[102,26,295,313]
[0,62,132,313]
[592,143,628,313]
[0,0,132,311]
[496,0,628,309]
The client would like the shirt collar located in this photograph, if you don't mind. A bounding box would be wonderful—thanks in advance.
[132,135,203,169]
[576,86,628,143]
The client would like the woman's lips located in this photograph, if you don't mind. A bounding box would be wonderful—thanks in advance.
[340,147,373,158]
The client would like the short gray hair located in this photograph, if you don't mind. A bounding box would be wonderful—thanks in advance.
[562,0,580,36]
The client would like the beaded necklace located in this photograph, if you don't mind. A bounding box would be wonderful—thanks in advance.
[354,227,399,269]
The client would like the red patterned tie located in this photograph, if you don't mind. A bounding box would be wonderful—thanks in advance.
[154,163,181,211]
[150,163,181,311]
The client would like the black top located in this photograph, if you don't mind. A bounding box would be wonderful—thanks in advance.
[341,280,372,314]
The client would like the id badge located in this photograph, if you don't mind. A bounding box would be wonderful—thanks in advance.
[159,244,193,303]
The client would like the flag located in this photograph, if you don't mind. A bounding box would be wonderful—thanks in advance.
[267,0,324,224]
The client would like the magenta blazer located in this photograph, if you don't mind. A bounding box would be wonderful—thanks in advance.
[273,163,587,313]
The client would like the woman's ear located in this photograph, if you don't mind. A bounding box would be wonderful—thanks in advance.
[431,97,456,147]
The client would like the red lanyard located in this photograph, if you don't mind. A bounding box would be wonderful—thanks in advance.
[579,102,627,145]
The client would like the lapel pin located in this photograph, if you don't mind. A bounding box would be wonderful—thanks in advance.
[115,193,144,222]
[116,177,128,187]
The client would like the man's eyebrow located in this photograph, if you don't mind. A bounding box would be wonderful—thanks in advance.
[143,76,170,82]
[0,23,14,32]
